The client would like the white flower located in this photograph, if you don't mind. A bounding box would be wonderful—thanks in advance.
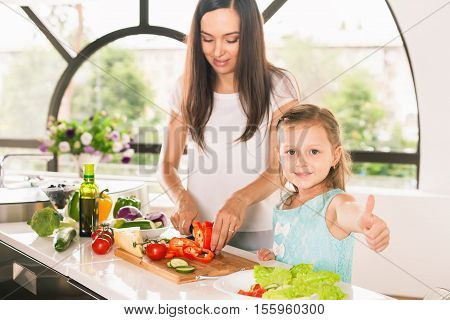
[58,141,70,153]
[57,123,66,131]
[50,126,57,134]
[80,132,93,146]
[74,141,81,149]
[123,148,135,158]
[112,141,123,153]
[122,133,130,144]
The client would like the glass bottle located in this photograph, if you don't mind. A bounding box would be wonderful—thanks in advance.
[79,164,98,237]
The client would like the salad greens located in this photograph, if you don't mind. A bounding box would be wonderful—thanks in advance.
[28,207,62,237]
[253,264,346,300]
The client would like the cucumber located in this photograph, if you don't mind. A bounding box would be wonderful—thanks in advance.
[167,261,173,268]
[170,258,188,268]
[53,227,76,252]
[175,266,196,274]
[264,284,279,290]
[118,220,152,229]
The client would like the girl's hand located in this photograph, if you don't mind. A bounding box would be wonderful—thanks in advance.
[358,195,390,252]
[257,248,275,261]
[210,195,247,253]
[170,191,200,235]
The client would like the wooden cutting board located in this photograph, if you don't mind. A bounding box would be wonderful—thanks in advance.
[115,248,258,284]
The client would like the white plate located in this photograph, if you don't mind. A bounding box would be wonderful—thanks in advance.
[213,269,353,300]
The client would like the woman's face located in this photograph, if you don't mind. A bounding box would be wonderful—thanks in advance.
[200,8,240,76]
[279,123,340,191]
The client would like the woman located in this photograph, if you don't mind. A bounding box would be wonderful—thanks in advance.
[158,0,299,252]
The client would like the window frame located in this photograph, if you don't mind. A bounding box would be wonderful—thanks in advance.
[0,0,420,186]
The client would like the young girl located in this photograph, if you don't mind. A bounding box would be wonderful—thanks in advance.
[257,104,390,283]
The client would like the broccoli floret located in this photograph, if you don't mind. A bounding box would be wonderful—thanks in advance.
[30,207,61,237]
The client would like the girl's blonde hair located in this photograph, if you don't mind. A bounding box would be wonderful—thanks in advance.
[276,103,352,198]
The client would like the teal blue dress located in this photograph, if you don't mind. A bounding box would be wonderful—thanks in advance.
[272,188,354,283]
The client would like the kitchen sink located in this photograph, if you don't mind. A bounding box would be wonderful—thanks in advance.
[0,174,149,223]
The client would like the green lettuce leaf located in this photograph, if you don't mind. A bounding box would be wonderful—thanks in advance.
[254,263,346,300]
[253,265,292,288]
[262,285,298,299]
[289,264,314,278]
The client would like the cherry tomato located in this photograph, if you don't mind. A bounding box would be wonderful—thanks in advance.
[92,237,111,255]
[91,228,102,240]
[99,233,114,246]
[145,243,168,261]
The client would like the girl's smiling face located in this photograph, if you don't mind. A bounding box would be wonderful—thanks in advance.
[279,123,341,191]
[200,8,240,76]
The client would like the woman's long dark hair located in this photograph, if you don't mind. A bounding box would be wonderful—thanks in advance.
[182,0,288,150]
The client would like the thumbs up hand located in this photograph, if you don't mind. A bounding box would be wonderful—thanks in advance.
[358,195,390,252]
[358,194,375,230]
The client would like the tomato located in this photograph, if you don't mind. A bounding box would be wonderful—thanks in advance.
[91,225,114,244]
[91,229,102,240]
[192,221,213,250]
[100,233,114,246]
[92,237,111,255]
[183,246,214,263]
[145,243,168,261]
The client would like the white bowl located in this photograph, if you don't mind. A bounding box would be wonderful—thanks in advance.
[112,226,169,240]
[139,226,169,239]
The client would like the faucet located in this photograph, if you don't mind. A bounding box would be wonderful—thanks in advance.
[0,153,54,188]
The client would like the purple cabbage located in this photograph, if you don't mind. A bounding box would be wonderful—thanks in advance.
[117,206,142,221]
[143,212,168,227]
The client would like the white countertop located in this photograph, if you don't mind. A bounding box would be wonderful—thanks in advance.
[0,222,391,300]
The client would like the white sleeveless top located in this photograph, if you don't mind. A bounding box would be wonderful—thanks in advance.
[167,71,298,232]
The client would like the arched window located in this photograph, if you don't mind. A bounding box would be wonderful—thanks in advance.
[0,0,418,189]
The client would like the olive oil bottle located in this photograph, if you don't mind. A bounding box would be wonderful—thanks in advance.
[79,164,98,237]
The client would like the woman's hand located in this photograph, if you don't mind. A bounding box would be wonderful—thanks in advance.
[210,194,248,253]
[358,195,390,252]
[257,248,275,261]
[170,190,200,235]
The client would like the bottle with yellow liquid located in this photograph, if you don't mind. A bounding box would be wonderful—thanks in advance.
[79,164,98,237]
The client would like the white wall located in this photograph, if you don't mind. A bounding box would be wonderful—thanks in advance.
[350,0,450,298]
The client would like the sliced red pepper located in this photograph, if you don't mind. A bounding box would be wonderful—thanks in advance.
[183,246,214,263]
[238,284,266,298]
[168,237,197,258]
[169,237,196,249]
[201,222,213,250]
[192,220,213,250]
[192,221,205,248]
[164,250,176,259]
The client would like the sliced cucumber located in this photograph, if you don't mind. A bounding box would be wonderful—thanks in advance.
[264,284,279,290]
[175,266,196,274]
[167,261,173,268]
[170,258,189,268]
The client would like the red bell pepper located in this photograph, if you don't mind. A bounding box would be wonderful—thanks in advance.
[238,284,266,298]
[192,220,213,250]
[168,237,197,257]
[183,246,214,263]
